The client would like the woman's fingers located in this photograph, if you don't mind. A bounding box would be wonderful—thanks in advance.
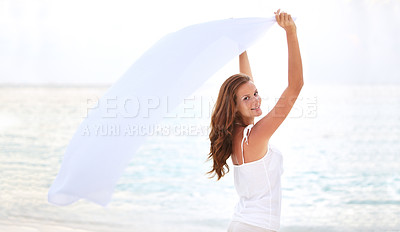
[274,9,293,30]
[283,12,288,22]
[275,10,287,23]
[274,10,296,31]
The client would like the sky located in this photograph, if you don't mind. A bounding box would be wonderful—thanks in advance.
[0,0,399,85]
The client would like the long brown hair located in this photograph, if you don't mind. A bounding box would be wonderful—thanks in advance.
[207,74,251,180]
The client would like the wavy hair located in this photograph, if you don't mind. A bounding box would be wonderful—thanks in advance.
[207,74,251,180]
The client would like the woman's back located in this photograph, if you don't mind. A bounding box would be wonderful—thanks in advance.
[230,123,284,231]
[232,123,269,165]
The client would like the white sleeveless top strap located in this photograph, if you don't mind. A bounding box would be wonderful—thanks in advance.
[240,123,254,164]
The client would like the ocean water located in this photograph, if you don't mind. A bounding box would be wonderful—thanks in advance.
[0,84,399,232]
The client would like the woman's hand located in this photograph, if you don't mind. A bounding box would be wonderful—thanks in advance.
[274,9,296,33]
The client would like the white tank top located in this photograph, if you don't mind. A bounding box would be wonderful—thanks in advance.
[231,123,284,231]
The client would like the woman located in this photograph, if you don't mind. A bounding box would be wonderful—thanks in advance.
[207,9,303,232]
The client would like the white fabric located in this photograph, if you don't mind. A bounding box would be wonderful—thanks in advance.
[48,17,277,206]
[232,124,284,231]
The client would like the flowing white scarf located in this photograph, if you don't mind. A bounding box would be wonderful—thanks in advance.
[48,17,277,206]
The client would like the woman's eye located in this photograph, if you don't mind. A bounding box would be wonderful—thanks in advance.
[254,92,258,96]
[243,97,248,100]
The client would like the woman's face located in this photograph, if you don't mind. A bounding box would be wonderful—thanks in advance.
[235,81,262,120]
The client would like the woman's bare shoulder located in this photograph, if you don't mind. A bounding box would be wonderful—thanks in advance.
[241,124,269,163]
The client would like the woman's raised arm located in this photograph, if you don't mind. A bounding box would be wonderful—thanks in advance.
[239,51,254,82]
[278,10,303,88]
[252,9,303,142]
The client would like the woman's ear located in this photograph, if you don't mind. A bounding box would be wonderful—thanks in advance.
[234,104,238,113]
[234,95,239,111]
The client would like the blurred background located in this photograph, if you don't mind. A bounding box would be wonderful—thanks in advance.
[1,0,399,231]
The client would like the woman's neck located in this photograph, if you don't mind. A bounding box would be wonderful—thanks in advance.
[244,117,254,125]
[235,118,254,127]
